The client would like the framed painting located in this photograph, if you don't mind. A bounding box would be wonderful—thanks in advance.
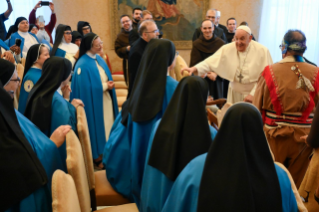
[110,0,210,49]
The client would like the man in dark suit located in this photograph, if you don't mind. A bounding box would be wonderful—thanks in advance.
[127,20,160,98]
[215,11,228,34]
[192,9,227,43]
[129,10,153,46]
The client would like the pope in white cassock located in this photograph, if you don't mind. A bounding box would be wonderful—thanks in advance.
[183,25,273,103]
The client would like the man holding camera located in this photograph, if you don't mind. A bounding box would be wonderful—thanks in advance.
[29,1,56,43]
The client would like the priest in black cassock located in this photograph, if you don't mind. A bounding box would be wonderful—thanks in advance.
[190,20,225,99]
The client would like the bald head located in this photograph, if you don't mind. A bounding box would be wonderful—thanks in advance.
[201,20,214,40]
[206,9,217,25]
[139,20,159,42]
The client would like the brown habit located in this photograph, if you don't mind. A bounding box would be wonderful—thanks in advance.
[190,34,225,99]
[253,56,319,188]
[115,28,130,84]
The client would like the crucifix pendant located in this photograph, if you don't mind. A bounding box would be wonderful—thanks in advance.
[238,72,244,83]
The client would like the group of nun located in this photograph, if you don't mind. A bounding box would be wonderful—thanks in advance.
[0,17,301,212]
[103,38,300,212]
[0,17,119,210]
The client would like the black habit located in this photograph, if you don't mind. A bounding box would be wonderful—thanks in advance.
[197,103,282,212]
[127,37,148,98]
[190,34,225,99]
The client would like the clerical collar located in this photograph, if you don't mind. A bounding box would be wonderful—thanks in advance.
[18,30,29,38]
[86,52,97,59]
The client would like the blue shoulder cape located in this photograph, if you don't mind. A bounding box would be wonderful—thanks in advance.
[48,92,77,169]
[5,32,39,57]
[71,54,118,159]
[161,155,298,212]
[140,121,217,212]
[0,38,10,50]
[5,110,64,212]
[103,76,178,205]
[18,67,42,114]
[55,48,66,58]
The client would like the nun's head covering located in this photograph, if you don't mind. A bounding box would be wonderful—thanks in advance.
[71,31,82,43]
[51,24,72,56]
[24,57,72,131]
[197,103,282,212]
[77,21,92,36]
[78,32,98,59]
[28,24,39,32]
[148,76,212,181]
[0,59,47,211]
[121,38,176,125]
[0,58,15,87]
[24,44,48,78]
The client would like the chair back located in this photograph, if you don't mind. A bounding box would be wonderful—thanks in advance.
[113,74,128,110]
[207,108,218,130]
[21,57,26,67]
[76,106,97,210]
[66,130,91,212]
[16,64,24,99]
[173,55,188,81]
[52,170,81,212]
[299,148,319,212]
[216,102,232,127]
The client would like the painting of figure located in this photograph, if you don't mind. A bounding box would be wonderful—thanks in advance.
[112,0,209,49]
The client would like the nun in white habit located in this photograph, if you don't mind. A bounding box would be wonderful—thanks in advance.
[51,24,79,68]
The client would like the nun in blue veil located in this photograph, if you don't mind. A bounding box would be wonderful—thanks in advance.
[71,33,118,168]
[140,76,217,212]
[0,58,69,212]
[162,103,298,212]
[24,57,82,169]
[103,39,178,205]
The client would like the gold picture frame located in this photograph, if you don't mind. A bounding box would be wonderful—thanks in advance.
[109,0,210,50]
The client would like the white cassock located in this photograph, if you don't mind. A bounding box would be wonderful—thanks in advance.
[58,37,79,68]
[18,31,39,58]
[195,40,273,103]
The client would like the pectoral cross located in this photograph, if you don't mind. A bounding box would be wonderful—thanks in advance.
[238,72,244,83]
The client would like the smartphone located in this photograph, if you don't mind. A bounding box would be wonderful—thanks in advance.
[41,1,50,6]
[15,39,22,47]
[38,15,45,24]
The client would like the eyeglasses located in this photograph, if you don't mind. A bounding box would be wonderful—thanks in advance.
[121,20,131,24]
[64,32,72,35]
[145,29,159,34]
[93,41,103,48]
[10,76,21,83]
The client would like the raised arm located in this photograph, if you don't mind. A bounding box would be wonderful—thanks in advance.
[29,1,42,24]
[4,0,13,19]
[46,2,56,32]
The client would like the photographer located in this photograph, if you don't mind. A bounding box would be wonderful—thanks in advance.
[29,1,56,43]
